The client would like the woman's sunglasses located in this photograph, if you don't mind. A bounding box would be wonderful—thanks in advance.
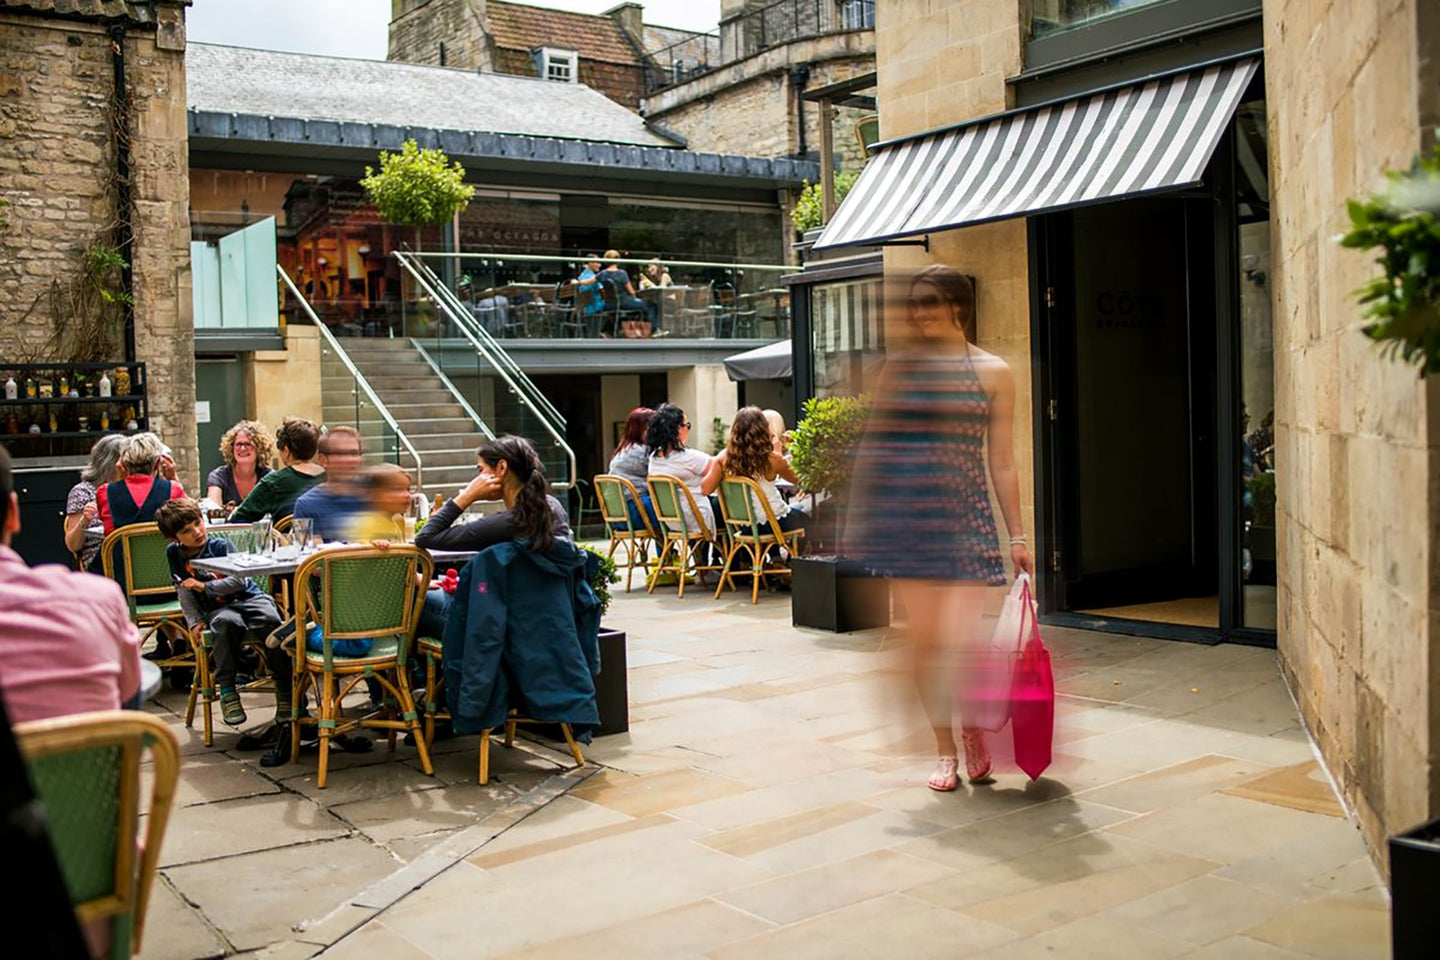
[907,293,944,311]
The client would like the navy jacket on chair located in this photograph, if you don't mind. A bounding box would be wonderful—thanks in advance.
[441,540,602,738]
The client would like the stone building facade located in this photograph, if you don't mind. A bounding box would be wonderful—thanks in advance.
[388,0,648,109]
[854,0,1440,870]
[0,0,196,486]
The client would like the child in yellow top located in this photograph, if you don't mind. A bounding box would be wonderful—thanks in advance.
[347,463,413,545]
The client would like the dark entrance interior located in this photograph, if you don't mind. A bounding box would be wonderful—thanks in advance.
[1038,196,1220,628]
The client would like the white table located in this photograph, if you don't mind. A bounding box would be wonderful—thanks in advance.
[188,547,477,579]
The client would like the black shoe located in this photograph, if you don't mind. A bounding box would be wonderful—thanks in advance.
[167,667,194,692]
[235,724,284,751]
[259,737,291,767]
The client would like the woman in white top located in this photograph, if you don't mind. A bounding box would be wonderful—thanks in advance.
[716,407,806,532]
[646,402,719,534]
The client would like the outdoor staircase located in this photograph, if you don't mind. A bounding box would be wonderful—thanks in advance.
[321,337,488,495]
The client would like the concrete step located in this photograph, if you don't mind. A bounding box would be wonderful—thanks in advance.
[411,448,483,469]
[382,402,476,422]
[393,418,486,437]
[409,432,486,453]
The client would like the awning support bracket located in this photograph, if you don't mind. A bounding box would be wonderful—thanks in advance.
[882,236,930,251]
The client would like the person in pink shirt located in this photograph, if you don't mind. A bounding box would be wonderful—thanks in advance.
[0,444,141,724]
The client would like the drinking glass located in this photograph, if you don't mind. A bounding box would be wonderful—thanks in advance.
[251,518,272,556]
[291,517,314,553]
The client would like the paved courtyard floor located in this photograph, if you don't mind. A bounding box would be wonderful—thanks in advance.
[141,585,1389,959]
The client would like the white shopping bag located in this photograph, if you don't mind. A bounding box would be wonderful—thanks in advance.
[954,574,1034,733]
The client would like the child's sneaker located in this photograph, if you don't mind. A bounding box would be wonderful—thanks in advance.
[220,688,247,726]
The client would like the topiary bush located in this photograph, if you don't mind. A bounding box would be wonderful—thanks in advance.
[361,139,475,228]
[582,544,620,618]
[788,394,869,497]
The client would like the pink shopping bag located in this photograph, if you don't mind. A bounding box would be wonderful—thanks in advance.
[955,575,1035,733]
[1010,601,1054,781]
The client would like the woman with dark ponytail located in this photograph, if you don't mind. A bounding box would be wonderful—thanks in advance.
[414,436,571,553]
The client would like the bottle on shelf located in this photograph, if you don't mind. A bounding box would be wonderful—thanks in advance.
[113,368,130,396]
[99,371,111,398]
[4,412,17,435]
[3,375,15,400]
[58,374,68,396]
[24,377,36,398]
[48,410,58,433]
[100,407,110,431]
[27,419,41,434]
[38,379,53,399]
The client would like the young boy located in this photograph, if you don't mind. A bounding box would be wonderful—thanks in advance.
[155,498,290,727]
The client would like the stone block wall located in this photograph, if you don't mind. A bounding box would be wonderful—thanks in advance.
[0,3,196,486]
[389,0,491,71]
[874,0,1035,564]
[1265,0,1440,863]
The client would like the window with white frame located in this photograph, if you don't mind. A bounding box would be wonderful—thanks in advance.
[536,47,577,83]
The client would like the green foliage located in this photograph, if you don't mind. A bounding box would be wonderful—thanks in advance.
[83,245,133,307]
[1339,145,1440,376]
[788,394,869,496]
[1247,472,1276,529]
[360,139,475,228]
[708,416,728,456]
[582,544,621,618]
[791,171,861,235]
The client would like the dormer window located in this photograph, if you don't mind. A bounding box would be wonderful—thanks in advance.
[536,47,578,83]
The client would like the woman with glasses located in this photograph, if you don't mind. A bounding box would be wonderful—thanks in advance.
[206,420,275,512]
[646,403,720,538]
[849,265,1034,793]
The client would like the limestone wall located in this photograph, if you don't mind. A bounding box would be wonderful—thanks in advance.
[0,3,196,486]
[1265,0,1439,862]
[874,0,1035,568]
[389,0,491,71]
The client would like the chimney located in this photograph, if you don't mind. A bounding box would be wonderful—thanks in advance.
[604,3,644,44]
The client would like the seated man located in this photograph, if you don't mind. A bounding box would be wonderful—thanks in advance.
[0,444,141,724]
[292,425,367,541]
[599,249,661,335]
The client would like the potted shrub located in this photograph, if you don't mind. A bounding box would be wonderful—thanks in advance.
[582,546,628,735]
[786,394,889,632]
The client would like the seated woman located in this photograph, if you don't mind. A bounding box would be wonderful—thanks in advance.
[415,436,571,638]
[646,402,719,536]
[606,406,660,531]
[96,432,186,538]
[717,406,807,533]
[206,420,274,514]
[63,433,127,572]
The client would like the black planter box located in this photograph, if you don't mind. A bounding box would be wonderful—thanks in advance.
[594,628,629,736]
[791,556,890,633]
[1390,817,1440,958]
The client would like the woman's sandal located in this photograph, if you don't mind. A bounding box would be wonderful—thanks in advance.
[927,755,960,792]
[962,730,995,784]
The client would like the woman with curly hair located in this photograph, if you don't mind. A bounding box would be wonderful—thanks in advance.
[206,420,274,510]
[717,406,806,532]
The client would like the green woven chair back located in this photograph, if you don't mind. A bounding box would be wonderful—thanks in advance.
[28,746,123,906]
[647,477,689,535]
[594,475,632,526]
[720,477,761,531]
[300,549,428,667]
[206,524,271,593]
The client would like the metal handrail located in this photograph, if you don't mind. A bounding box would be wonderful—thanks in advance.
[411,338,495,442]
[396,251,566,428]
[276,265,426,491]
[407,250,793,272]
[392,253,577,491]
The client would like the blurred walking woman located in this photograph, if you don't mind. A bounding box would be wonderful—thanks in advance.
[848,265,1033,792]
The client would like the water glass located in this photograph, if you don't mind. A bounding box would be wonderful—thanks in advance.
[251,518,272,556]
[291,517,314,552]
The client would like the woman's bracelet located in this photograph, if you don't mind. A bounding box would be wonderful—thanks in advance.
[1009,537,1028,545]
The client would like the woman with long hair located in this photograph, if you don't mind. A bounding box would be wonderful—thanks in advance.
[63,433,128,570]
[608,406,659,530]
[206,420,275,510]
[849,265,1033,792]
[646,402,719,535]
[414,436,572,639]
[718,406,806,532]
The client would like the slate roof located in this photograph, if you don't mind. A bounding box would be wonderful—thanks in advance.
[187,43,672,148]
[0,0,178,21]
[485,1,638,65]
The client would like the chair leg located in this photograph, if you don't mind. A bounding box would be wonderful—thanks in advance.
[290,671,304,764]
[424,654,438,747]
[715,540,740,599]
[751,543,763,605]
[504,718,516,747]
[478,729,491,785]
[559,723,585,768]
[648,537,673,594]
[317,672,334,790]
[395,671,433,776]
[676,539,689,598]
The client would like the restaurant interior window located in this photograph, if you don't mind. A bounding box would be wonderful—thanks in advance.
[538,48,577,84]
[1030,0,1173,36]
[811,277,884,398]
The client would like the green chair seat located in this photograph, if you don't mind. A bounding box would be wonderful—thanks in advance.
[303,634,401,667]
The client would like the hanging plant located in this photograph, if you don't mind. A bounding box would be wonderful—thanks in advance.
[1339,144,1440,376]
[360,139,475,228]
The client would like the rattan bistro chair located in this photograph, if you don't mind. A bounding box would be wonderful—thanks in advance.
[182,524,283,747]
[715,476,806,604]
[101,523,193,681]
[285,546,434,789]
[15,710,180,960]
[646,476,722,598]
[594,474,658,591]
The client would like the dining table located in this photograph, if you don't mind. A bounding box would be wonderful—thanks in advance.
[188,545,478,579]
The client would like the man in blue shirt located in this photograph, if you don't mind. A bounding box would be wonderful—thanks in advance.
[292,425,367,541]
[575,254,606,330]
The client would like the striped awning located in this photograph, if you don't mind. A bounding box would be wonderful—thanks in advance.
[816,57,1260,249]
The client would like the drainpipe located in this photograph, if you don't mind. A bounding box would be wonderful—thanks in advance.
[789,64,811,158]
[109,23,136,362]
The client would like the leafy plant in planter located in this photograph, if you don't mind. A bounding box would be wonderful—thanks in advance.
[1339,145,1440,376]
[789,394,869,552]
[791,171,861,235]
[360,139,475,231]
[581,544,620,619]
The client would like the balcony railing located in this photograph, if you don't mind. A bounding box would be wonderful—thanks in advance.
[643,0,874,95]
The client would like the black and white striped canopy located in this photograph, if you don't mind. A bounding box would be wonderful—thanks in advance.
[816,57,1260,249]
